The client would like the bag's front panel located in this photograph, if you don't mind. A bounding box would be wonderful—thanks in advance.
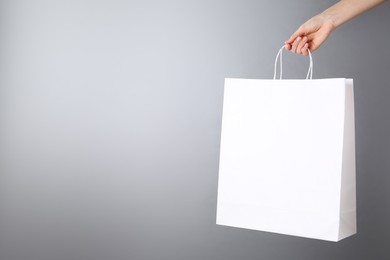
[217,78,352,241]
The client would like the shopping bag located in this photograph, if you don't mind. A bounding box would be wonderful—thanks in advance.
[216,46,356,242]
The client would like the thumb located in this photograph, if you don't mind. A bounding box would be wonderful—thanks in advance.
[285,26,306,44]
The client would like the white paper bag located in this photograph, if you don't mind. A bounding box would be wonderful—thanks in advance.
[216,46,356,242]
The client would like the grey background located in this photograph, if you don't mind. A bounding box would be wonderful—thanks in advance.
[0,0,389,259]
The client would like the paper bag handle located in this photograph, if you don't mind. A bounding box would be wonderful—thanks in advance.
[273,45,313,80]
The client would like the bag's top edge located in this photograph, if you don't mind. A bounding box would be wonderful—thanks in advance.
[225,78,352,81]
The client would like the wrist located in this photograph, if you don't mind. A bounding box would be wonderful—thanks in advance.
[318,12,338,30]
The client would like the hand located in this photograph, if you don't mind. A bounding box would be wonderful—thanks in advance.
[285,14,336,56]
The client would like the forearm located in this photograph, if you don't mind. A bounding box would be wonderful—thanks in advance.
[322,0,386,28]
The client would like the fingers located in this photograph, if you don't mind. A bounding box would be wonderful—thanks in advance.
[284,29,301,50]
[296,36,307,54]
[285,36,310,56]
[292,36,307,53]
[290,36,301,53]
[302,43,309,56]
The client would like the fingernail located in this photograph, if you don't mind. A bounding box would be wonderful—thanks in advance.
[297,36,301,41]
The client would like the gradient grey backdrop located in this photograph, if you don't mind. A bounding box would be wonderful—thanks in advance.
[1,1,389,260]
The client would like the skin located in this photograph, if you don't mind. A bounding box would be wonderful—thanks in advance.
[285,0,387,56]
